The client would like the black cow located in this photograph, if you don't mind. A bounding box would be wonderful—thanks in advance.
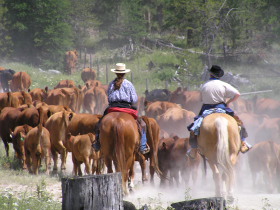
[145,88,171,102]
[0,69,16,92]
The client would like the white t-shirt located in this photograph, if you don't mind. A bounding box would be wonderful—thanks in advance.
[200,79,240,104]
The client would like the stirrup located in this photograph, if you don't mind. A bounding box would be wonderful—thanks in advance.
[92,140,101,152]
[140,144,150,155]
[186,148,197,160]
[240,141,252,154]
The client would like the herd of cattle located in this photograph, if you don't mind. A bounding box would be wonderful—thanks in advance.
[0,65,279,194]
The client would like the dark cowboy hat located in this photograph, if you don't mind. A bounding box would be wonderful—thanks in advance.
[209,65,224,78]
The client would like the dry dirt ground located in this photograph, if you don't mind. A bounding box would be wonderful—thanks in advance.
[0,152,280,210]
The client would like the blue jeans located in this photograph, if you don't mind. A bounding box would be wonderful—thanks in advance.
[140,130,148,151]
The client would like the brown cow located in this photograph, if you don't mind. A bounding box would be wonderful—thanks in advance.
[81,67,97,83]
[16,107,40,127]
[229,97,253,114]
[67,113,102,136]
[0,107,23,156]
[10,72,32,92]
[11,91,32,107]
[158,137,176,186]
[29,87,48,102]
[83,87,108,114]
[24,123,51,175]
[254,97,280,118]
[54,79,76,89]
[0,92,19,112]
[45,110,74,172]
[46,87,83,113]
[64,50,78,74]
[145,101,180,120]
[248,141,280,193]
[66,133,100,175]
[10,124,33,169]
[157,107,195,138]
[169,88,202,115]
[169,137,201,187]
[253,117,280,144]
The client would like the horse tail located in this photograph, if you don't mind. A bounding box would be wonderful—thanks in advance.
[113,119,126,174]
[215,117,234,181]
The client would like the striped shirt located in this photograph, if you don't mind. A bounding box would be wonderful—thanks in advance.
[107,79,138,104]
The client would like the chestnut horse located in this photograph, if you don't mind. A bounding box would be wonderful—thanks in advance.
[134,116,162,184]
[198,113,241,200]
[100,112,139,195]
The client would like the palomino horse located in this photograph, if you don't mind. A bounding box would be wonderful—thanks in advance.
[100,112,139,195]
[198,113,241,200]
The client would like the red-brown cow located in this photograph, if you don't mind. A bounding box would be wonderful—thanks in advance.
[10,72,32,92]
[45,110,74,172]
[24,123,51,175]
[81,67,97,83]
[67,113,102,136]
[157,107,195,138]
[10,124,33,169]
[254,97,280,118]
[169,87,202,115]
[248,141,280,193]
[54,79,76,89]
[145,101,180,120]
[169,137,201,187]
[29,87,48,102]
[83,87,108,114]
[64,50,78,74]
[66,133,100,175]
[158,137,176,186]
[0,107,23,156]
[11,91,32,107]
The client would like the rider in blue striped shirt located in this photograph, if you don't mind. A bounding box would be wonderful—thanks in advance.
[92,63,150,154]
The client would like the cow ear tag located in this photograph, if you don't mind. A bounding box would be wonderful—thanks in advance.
[21,136,25,141]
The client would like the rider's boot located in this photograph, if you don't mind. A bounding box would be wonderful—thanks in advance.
[186,131,198,160]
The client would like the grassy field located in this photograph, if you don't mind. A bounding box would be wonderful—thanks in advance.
[1,49,280,100]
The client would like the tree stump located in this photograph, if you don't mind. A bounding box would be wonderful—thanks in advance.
[171,197,226,210]
[62,173,123,210]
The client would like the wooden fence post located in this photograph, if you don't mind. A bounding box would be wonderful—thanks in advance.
[62,173,123,210]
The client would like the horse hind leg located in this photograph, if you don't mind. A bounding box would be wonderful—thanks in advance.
[209,163,223,197]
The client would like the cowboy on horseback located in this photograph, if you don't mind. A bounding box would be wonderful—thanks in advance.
[92,63,150,154]
[187,65,252,159]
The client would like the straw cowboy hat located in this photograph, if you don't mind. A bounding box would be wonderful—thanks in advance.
[111,63,131,73]
[209,65,224,78]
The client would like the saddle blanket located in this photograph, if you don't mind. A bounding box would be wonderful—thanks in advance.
[108,107,138,119]
[190,108,226,135]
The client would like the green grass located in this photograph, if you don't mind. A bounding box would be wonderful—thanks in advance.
[2,48,280,100]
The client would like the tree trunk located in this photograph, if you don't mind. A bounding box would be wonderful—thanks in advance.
[62,173,123,210]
